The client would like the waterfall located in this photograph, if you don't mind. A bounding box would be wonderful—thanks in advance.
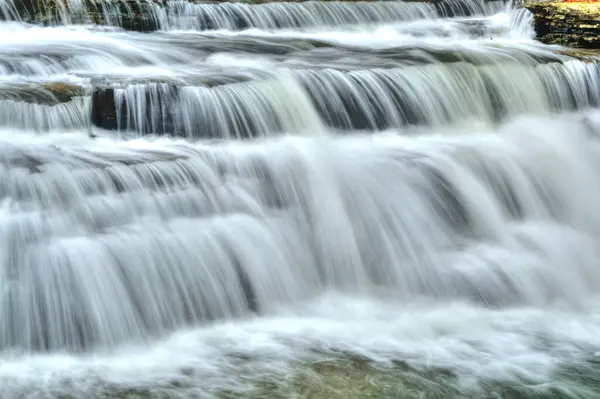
[109,74,324,137]
[3,111,600,352]
[0,0,509,29]
[1,0,600,397]
[151,1,441,31]
[92,59,600,137]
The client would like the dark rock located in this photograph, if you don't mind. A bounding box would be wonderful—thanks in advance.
[91,87,121,131]
[92,85,180,135]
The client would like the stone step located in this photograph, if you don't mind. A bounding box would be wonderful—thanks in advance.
[0,140,188,173]
[3,47,597,135]
[88,58,600,137]
[0,81,87,105]
[0,81,91,132]
[5,30,574,79]
[3,0,504,32]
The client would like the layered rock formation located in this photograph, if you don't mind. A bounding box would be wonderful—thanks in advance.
[525,2,600,48]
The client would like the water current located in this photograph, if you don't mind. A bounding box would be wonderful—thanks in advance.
[1,0,600,397]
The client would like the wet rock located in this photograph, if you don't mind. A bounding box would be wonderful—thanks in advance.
[91,87,123,131]
[84,1,160,32]
[41,82,87,103]
[0,0,159,31]
[525,2,600,48]
[92,86,180,134]
[555,47,600,60]
[0,82,86,105]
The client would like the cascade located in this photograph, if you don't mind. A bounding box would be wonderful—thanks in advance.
[89,60,600,137]
[1,0,600,397]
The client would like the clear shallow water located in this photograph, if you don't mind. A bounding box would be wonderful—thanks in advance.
[1,0,600,397]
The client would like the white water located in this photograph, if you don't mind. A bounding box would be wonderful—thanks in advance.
[1,0,600,397]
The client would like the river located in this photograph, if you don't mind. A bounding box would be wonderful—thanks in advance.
[0,0,600,397]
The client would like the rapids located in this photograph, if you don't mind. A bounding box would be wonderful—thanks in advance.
[1,0,600,397]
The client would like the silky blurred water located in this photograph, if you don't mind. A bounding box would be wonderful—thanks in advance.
[0,0,600,397]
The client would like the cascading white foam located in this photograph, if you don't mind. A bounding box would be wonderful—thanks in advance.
[112,73,324,137]
[1,0,600,397]
[3,111,600,351]
[0,0,507,30]
[104,59,600,137]
[0,97,90,131]
[152,1,441,31]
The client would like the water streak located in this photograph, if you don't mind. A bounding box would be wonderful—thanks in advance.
[3,112,600,350]
[1,0,600,397]
[153,1,440,31]
[100,60,600,137]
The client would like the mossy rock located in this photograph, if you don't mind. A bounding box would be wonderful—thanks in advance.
[0,82,86,105]
[41,82,87,102]
[50,355,600,399]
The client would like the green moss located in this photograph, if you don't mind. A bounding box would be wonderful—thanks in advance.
[247,357,600,399]
[42,355,600,399]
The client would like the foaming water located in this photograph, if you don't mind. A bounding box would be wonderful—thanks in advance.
[152,1,440,31]
[2,0,600,396]
[1,295,600,398]
[98,59,600,137]
[0,97,90,131]
[3,111,600,353]
[151,0,506,32]
[0,0,508,30]
[0,4,585,136]
[187,8,536,47]
[2,111,600,395]
[110,73,324,137]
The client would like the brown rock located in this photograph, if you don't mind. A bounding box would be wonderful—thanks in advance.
[525,2,600,48]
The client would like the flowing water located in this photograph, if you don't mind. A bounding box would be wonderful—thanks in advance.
[1,0,600,397]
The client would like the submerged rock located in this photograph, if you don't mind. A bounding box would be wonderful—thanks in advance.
[525,2,600,48]
[0,82,86,105]
[40,82,87,103]
[555,47,600,61]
